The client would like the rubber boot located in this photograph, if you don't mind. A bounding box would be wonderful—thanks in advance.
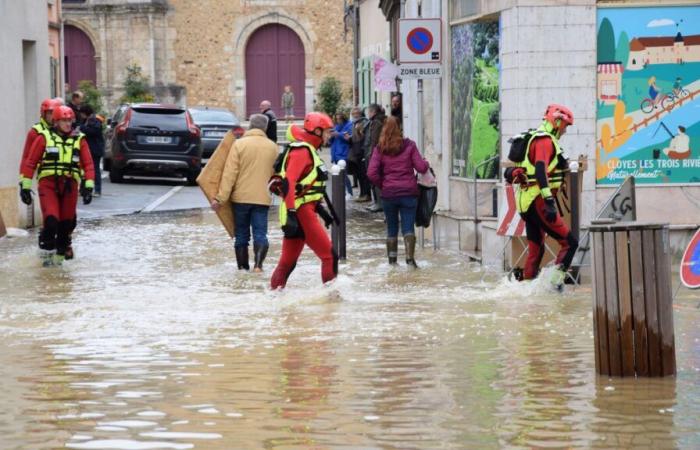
[253,244,269,273]
[40,250,56,267]
[235,246,250,270]
[550,264,567,292]
[404,234,417,268]
[386,238,398,265]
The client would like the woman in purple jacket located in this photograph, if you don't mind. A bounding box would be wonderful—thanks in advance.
[368,116,430,267]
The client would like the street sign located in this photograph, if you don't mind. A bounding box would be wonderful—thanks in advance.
[398,64,442,79]
[398,18,442,64]
[680,228,700,289]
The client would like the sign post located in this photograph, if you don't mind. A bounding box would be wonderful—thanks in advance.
[680,228,700,289]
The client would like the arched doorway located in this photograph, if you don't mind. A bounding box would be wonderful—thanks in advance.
[245,24,305,118]
[64,25,96,91]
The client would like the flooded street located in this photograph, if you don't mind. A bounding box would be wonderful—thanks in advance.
[1,209,699,449]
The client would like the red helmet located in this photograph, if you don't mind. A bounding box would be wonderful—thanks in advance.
[52,105,75,122]
[303,112,334,134]
[40,98,61,115]
[544,104,574,128]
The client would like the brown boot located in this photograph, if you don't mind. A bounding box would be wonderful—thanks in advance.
[404,234,417,268]
[253,244,269,272]
[386,238,398,265]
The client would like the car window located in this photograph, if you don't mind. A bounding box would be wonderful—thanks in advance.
[129,109,187,131]
[189,109,237,124]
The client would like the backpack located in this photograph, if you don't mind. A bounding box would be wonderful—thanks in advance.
[507,129,535,163]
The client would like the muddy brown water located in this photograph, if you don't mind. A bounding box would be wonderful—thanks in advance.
[0,210,698,449]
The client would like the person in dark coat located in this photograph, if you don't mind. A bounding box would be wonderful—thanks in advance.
[349,107,370,201]
[79,105,105,196]
[260,100,278,143]
[363,104,386,212]
[67,91,85,127]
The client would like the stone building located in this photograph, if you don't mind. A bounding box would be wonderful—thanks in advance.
[62,0,354,117]
[0,0,52,229]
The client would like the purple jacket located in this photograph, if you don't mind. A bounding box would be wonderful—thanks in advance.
[367,138,429,198]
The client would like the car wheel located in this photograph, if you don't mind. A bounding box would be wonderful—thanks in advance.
[109,166,124,183]
[102,158,111,172]
[186,168,201,186]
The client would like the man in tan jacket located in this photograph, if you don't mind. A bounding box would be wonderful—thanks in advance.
[212,114,279,271]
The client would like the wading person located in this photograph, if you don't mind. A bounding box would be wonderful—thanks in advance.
[269,112,337,289]
[20,106,95,266]
[367,116,430,268]
[211,114,278,272]
[507,104,578,290]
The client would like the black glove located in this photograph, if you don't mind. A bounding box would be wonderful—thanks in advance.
[543,197,558,223]
[282,209,300,238]
[20,189,32,205]
[81,187,93,205]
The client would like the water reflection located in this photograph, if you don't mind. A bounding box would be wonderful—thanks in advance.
[0,209,698,449]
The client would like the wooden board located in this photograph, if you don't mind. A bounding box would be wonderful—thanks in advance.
[603,231,622,376]
[196,131,236,238]
[654,228,676,376]
[615,231,635,376]
[629,230,649,376]
[592,231,609,375]
[642,229,661,377]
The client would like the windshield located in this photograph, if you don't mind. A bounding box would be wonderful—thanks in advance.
[189,109,237,124]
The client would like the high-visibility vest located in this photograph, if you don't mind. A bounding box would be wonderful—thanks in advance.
[277,141,328,225]
[515,123,566,213]
[37,129,84,182]
[32,119,50,135]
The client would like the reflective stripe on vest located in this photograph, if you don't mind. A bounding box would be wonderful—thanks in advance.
[515,124,564,213]
[37,129,84,182]
[277,142,327,226]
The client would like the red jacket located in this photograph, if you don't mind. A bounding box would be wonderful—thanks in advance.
[21,132,95,182]
[283,147,314,210]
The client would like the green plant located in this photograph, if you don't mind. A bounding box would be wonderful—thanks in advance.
[77,80,104,115]
[318,77,342,116]
[120,64,154,104]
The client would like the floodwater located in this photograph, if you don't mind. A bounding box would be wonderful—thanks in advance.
[0,209,699,450]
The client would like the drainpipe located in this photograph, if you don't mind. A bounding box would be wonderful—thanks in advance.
[59,9,65,98]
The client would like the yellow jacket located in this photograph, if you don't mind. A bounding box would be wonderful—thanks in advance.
[215,129,278,206]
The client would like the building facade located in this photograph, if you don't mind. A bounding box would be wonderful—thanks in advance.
[360,0,700,270]
[0,0,52,229]
[62,0,355,117]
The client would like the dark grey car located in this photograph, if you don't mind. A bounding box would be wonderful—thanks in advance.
[188,107,244,160]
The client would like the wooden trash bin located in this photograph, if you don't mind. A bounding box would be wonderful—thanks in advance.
[590,222,676,377]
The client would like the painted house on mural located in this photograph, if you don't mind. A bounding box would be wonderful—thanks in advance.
[597,62,623,105]
[62,0,353,117]
[628,32,700,70]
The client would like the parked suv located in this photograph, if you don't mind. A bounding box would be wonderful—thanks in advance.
[188,107,244,160]
[106,104,202,184]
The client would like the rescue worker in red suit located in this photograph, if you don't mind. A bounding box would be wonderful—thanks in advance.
[20,106,95,266]
[21,98,62,165]
[507,104,578,289]
[270,112,337,289]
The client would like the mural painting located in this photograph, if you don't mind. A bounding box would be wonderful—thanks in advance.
[597,6,700,185]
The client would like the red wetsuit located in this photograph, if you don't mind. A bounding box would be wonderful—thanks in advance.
[270,147,337,289]
[520,137,578,280]
[21,133,95,255]
[21,127,43,165]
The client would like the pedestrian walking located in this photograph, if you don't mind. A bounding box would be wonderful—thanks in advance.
[269,112,337,289]
[348,107,371,202]
[260,100,278,143]
[391,94,403,128]
[67,91,85,127]
[367,116,430,268]
[504,104,578,290]
[19,106,95,266]
[329,111,353,199]
[364,104,386,212]
[281,85,295,120]
[211,114,279,272]
[79,105,105,197]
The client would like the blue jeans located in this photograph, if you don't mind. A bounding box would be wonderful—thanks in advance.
[91,152,102,194]
[382,196,418,238]
[233,203,270,248]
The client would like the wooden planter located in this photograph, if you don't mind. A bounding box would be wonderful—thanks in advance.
[590,222,676,377]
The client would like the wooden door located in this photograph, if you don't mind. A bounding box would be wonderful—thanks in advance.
[64,25,96,91]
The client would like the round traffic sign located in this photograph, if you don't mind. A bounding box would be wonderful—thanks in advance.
[406,27,433,55]
[680,228,700,289]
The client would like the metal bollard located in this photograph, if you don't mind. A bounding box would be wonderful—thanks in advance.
[330,162,347,260]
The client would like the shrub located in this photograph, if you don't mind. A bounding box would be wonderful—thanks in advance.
[77,80,104,115]
[120,64,154,104]
[318,77,342,116]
